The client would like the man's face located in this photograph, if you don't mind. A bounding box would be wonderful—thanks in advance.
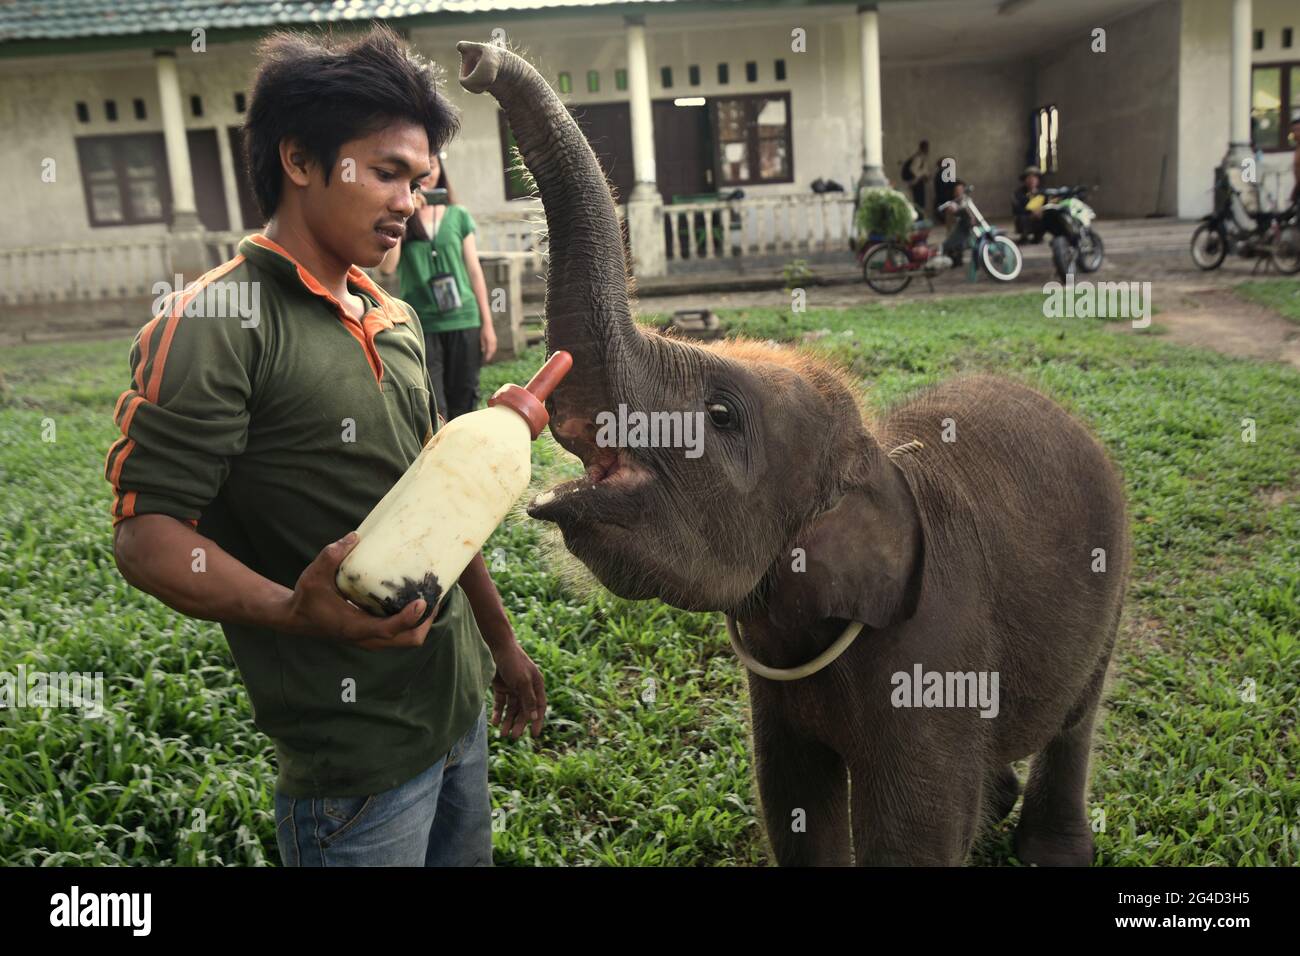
[298,121,432,269]
[1026,173,1041,191]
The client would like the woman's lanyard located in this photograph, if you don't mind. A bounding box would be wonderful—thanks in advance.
[427,206,444,265]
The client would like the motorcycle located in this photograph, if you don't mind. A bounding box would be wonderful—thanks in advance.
[857,218,954,295]
[1191,165,1300,274]
[1037,185,1104,282]
[941,188,1023,283]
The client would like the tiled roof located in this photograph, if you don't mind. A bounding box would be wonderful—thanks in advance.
[0,0,685,43]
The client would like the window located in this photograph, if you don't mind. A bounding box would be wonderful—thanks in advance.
[588,70,600,92]
[774,59,786,81]
[76,102,89,123]
[104,100,117,122]
[717,63,729,84]
[712,92,793,186]
[746,61,757,82]
[1284,28,1293,49]
[1251,63,1300,149]
[557,72,572,94]
[1254,29,1264,51]
[76,134,171,226]
[660,66,672,88]
[133,98,146,120]
[190,95,203,117]
[689,64,700,86]
[615,69,627,91]
[1034,105,1059,172]
[234,92,247,113]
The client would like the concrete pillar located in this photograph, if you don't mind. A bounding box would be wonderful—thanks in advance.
[623,14,666,278]
[625,16,657,195]
[858,4,887,188]
[154,49,207,277]
[1226,0,1255,211]
[214,121,245,233]
[1229,0,1252,149]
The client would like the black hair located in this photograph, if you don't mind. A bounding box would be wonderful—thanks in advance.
[919,139,930,151]
[242,24,460,221]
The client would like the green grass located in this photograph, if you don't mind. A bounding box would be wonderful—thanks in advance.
[1236,279,1300,323]
[1,292,1296,866]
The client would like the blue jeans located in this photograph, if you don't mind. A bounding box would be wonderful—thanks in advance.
[275,707,492,866]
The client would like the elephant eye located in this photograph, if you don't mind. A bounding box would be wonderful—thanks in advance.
[707,401,733,428]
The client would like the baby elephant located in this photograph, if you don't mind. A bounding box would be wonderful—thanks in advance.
[457,39,1128,865]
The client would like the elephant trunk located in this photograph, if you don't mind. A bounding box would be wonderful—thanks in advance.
[456,41,644,455]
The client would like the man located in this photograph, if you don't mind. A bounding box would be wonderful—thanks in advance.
[938,179,972,266]
[901,139,930,211]
[105,25,544,867]
[1013,165,1046,243]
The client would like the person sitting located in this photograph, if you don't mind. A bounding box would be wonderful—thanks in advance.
[932,157,957,221]
[1013,165,1046,243]
[937,180,972,266]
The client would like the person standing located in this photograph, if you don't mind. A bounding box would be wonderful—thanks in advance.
[380,153,495,421]
[901,139,930,212]
[106,25,544,868]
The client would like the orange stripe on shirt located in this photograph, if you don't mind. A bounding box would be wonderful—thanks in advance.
[107,255,247,522]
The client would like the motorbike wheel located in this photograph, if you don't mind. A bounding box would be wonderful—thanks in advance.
[1190,222,1227,270]
[1050,235,1076,283]
[862,242,913,294]
[1270,225,1300,275]
[981,235,1022,281]
[1077,228,1104,273]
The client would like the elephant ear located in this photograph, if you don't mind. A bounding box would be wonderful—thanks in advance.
[767,459,925,632]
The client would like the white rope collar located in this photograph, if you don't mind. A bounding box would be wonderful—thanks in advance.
[725,615,864,681]
[723,439,920,681]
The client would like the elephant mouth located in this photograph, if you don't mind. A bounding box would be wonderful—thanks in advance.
[526,441,653,527]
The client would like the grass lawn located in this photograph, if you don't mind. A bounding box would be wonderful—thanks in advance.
[1236,279,1300,323]
[1,291,1296,866]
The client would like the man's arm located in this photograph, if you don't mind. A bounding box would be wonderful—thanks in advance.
[459,551,546,738]
[114,515,435,650]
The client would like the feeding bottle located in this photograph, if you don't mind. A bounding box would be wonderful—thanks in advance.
[337,350,573,623]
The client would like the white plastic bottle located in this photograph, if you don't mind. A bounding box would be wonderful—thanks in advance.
[337,351,572,622]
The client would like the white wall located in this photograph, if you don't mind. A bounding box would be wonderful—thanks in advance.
[413,7,871,216]
[0,44,259,250]
[1178,0,1298,218]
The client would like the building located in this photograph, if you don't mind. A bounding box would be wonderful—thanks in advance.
[0,0,1296,305]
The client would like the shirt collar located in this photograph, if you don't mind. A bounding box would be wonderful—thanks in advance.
[237,232,411,327]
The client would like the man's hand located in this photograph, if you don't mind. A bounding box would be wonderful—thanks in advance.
[281,532,435,651]
[490,641,546,739]
[480,322,497,363]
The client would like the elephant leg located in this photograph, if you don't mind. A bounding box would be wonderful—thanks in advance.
[1014,668,1107,866]
[984,763,1021,825]
[850,757,984,865]
[752,726,850,866]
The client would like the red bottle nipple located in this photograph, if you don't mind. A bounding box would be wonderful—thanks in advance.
[486,350,573,440]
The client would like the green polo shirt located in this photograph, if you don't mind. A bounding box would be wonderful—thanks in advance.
[104,233,496,798]
[396,204,482,334]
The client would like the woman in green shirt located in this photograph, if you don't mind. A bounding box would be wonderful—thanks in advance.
[380,152,496,420]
